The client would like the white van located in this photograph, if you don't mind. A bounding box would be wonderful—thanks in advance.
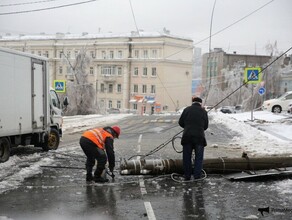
[262,91,292,113]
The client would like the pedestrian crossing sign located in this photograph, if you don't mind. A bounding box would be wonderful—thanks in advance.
[244,67,262,84]
[54,80,66,93]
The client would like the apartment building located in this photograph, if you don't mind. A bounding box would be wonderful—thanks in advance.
[0,32,193,114]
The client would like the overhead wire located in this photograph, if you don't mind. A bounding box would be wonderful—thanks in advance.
[0,0,61,7]
[0,0,99,15]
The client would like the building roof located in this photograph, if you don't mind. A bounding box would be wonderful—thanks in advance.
[0,31,193,42]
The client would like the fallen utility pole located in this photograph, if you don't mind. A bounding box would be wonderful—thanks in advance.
[120,156,292,175]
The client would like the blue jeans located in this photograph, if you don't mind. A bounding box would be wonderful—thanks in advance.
[183,143,204,179]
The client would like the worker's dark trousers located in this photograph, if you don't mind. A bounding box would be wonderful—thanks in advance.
[79,137,107,178]
[183,143,204,179]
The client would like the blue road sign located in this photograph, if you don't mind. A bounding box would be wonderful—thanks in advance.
[244,67,262,84]
[54,80,66,93]
[258,87,266,96]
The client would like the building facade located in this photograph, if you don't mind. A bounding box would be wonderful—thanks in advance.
[0,32,194,114]
[202,48,271,90]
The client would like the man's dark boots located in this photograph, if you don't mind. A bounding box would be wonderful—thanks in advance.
[86,173,94,182]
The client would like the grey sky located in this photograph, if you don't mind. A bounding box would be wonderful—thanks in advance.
[0,0,291,55]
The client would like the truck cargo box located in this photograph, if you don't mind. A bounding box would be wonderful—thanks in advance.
[0,47,50,137]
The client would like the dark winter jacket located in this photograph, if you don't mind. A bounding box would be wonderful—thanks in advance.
[178,102,209,146]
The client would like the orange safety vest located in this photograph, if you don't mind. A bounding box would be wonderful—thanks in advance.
[82,128,113,150]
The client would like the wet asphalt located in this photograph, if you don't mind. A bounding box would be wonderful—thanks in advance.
[0,114,291,220]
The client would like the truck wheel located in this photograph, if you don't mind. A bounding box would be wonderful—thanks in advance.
[43,128,60,151]
[0,137,10,163]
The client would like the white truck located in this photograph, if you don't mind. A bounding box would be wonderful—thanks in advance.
[0,47,67,162]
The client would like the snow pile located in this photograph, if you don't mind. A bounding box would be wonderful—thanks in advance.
[211,111,292,156]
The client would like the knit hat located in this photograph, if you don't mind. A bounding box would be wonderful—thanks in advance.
[192,97,202,103]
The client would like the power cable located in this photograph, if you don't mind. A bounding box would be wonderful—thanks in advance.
[0,0,99,15]
[0,0,61,7]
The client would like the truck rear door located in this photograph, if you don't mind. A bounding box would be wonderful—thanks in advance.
[31,59,48,130]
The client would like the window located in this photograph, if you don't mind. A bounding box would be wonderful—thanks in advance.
[143,50,148,58]
[59,66,63,75]
[151,67,157,77]
[117,67,122,76]
[151,85,156,94]
[50,90,61,108]
[133,103,137,110]
[118,50,123,58]
[90,51,95,58]
[100,100,105,107]
[143,67,147,76]
[90,67,94,75]
[75,50,79,57]
[44,51,49,58]
[134,67,138,76]
[108,84,113,93]
[101,83,105,93]
[108,100,112,108]
[134,50,139,58]
[66,66,72,75]
[102,66,115,76]
[133,84,138,93]
[67,51,71,59]
[110,51,114,59]
[152,49,157,58]
[59,51,63,58]
[117,100,121,109]
[142,85,147,93]
[117,84,122,93]
[102,51,106,59]
[38,51,42,56]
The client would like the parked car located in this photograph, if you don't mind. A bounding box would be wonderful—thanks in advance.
[262,91,292,113]
[288,102,292,114]
[107,108,120,114]
[204,105,215,112]
[176,107,186,114]
[220,106,236,114]
[234,105,243,113]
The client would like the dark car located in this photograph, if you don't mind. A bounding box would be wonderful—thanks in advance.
[107,108,120,114]
[220,106,235,114]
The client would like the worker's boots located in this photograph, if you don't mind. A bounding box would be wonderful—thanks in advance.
[94,168,109,183]
[94,177,109,183]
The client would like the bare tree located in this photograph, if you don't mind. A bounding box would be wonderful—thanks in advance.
[62,48,97,115]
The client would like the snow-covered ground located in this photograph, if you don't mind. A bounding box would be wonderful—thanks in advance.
[1,111,292,195]
[211,110,292,156]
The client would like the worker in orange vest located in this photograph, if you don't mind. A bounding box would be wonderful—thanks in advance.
[79,126,121,183]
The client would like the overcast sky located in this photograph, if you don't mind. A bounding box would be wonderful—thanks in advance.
[0,0,291,55]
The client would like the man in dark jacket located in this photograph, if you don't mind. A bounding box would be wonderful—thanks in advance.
[179,97,209,180]
[79,126,121,183]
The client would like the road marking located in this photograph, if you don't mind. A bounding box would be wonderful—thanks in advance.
[137,134,156,219]
[137,134,142,160]
[139,178,147,195]
[144,201,156,220]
